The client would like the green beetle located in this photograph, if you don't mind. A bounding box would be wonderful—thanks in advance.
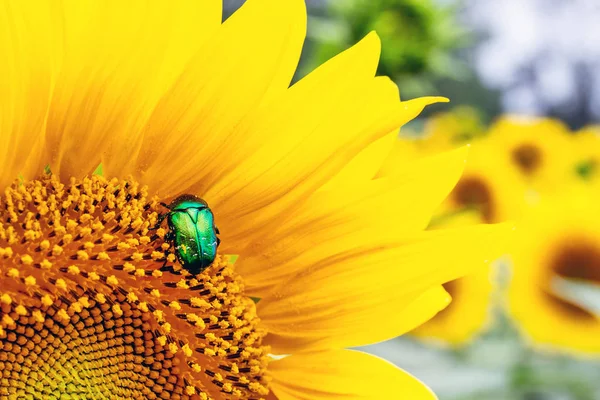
[157,194,220,274]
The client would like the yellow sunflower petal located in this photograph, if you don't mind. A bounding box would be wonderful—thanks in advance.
[269,349,436,400]
[131,0,306,192]
[200,35,446,251]
[265,286,451,355]
[324,94,448,189]
[0,1,59,187]
[237,147,469,296]
[42,1,221,180]
[258,223,512,353]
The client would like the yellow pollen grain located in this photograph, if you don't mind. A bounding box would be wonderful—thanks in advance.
[66,219,77,230]
[40,240,50,250]
[204,348,216,357]
[67,265,80,275]
[88,272,100,281]
[182,343,193,357]
[168,301,181,311]
[152,270,163,278]
[15,305,27,316]
[56,309,70,322]
[2,314,16,327]
[117,242,131,251]
[40,259,52,270]
[185,386,196,395]
[41,295,53,307]
[20,254,33,265]
[161,322,172,334]
[176,279,190,289]
[55,278,67,290]
[106,275,119,285]
[69,302,82,313]
[32,310,44,323]
[76,250,89,260]
[150,289,160,298]
[222,383,233,393]
[24,276,36,286]
[153,310,165,323]
[191,297,211,308]
[157,336,167,346]
[97,251,110,260]
[52,244,64,256]
[0,247,13,258]
[134,268,145,277]
[78,297,90,308]
[112,304,123,317]
[168,342,178,354]
[138,302,149,312]
[0,294,12,304]
[131,252,143,261]
[123,262,136,273]
[126,293,138,303]
[95,293,107,304]
[101,233,114,243]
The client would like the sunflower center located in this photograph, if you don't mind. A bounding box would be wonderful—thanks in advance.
[543,243,600,320]
[550,244,600,284]
[0,175,270,399]
[451,177,494,223]
[511,143,542,175]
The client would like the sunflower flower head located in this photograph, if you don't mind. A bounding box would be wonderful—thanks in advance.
[0,0,511,398]
[484,116,575,193]
[0,175,271,398]
[509,185,600,355]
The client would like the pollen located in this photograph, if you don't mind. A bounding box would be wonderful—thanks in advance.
[0,175,270,399]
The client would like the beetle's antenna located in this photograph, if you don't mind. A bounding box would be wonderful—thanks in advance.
[160,202,170,209]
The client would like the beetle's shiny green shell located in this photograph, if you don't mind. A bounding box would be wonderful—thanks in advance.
[166,194,219,274]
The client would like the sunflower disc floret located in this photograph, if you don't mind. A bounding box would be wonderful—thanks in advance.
[0,175,269,399]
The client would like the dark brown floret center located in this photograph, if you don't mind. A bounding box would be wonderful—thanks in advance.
[551,243,600,283]
[451,177,494,223]
[512,143,542,175]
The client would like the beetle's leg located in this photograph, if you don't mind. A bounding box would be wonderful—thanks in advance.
[215,226,220,235]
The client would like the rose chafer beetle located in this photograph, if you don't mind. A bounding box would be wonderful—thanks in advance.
[156,194,220,275]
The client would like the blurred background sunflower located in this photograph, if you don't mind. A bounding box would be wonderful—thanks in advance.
[226,0,600,399]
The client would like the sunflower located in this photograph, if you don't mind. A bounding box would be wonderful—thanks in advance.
[437,140,528,224]
[412,210,495,345]
[484,115,575,193]
[0,1,510,399]
[509,185,600,355]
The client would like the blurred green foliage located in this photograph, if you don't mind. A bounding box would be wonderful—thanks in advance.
[302,0,469,98]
